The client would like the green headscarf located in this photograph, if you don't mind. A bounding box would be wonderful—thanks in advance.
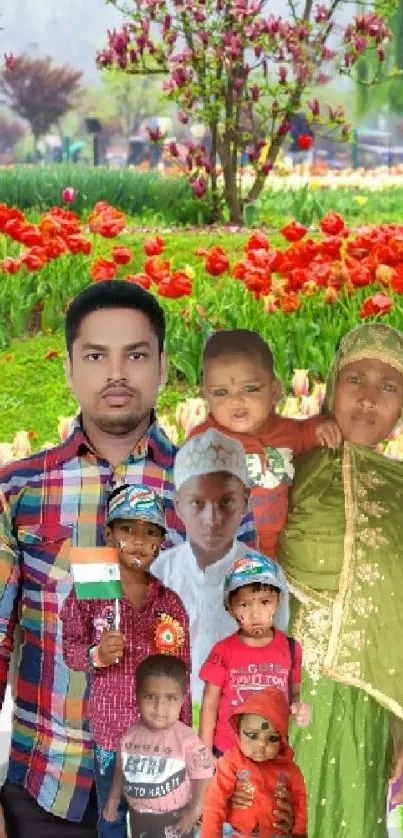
[327,323,403,412]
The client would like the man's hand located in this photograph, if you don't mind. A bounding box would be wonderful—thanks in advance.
[103,799,119,822]
[175,805,200,835]
[315,418,342,450]
[290,701,312,728]
[98,630,124,666]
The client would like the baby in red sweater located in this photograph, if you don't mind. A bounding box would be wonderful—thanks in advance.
[201,687,307,838]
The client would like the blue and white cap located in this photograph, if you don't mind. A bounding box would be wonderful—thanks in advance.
[224,550,284,603]
[106,483,166,531]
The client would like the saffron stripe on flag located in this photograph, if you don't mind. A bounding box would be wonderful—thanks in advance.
[70,547,119,565]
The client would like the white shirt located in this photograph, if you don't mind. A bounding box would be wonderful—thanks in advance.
[152,541,289,703]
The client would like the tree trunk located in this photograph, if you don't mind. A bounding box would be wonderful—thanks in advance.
[217,138,243,224]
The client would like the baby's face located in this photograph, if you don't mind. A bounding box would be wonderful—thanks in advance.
[203,354,279,435]
[238,713,281,762]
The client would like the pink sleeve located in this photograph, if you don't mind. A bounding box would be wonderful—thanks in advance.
[184,732,215,779]
[291,640,302,686]
[199,641,228,688]
[61,589,94,672]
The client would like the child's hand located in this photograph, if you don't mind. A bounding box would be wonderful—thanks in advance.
[103,799,119,822]
[315,418,341,450]
[98,630,124,666]
[175,804,201,835]
[290,701,312,728]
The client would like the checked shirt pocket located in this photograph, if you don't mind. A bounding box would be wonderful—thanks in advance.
[17,523,73,586]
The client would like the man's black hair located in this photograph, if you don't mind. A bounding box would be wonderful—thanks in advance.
[136,654,187,694]
[203,329,274,374]
[65,280,165,357]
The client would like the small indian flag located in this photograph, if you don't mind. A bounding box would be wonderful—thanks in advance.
[70,547,123,600]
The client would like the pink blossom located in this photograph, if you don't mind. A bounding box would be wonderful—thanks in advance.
[177,111,189,124]
[308,98,320,117]
[147,126,163,142]
[315,4,329,23]
[278,66,287,84]
[168,141,179,157]
[261,160,273,175]
[62,187,76,203]
[4,53,15,71]
[190,176,207,198]
[249,84,260,102]
[172,67,187,88]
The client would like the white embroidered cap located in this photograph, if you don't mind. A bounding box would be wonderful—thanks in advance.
[174,428,249,490]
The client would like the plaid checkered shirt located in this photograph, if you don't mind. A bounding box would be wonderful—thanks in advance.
[0,416,256,822]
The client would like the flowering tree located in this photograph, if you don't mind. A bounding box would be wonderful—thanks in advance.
[99,1,395,222]
[1,55,82,154]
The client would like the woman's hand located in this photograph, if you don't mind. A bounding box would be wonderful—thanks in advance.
[273,784,294,834]
[290,701,312,728]
[315,418,342,450]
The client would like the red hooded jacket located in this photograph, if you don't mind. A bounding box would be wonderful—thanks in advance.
[201,688,307,838]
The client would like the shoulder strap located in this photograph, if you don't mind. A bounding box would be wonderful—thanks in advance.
[287,635,296,705]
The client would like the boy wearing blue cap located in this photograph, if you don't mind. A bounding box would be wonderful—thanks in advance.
[199,551,311,759]
[61,484,191,838]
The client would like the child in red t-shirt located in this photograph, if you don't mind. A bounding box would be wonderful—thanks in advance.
[190,328,341,558]
[201,687,307,838]
[199,551,311,758]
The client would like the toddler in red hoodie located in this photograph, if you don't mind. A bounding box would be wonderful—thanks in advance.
[201,687,307,838]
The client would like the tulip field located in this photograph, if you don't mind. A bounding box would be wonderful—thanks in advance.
[2,168,403,462]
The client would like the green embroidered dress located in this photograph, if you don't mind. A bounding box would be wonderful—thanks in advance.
[277,324,403,838]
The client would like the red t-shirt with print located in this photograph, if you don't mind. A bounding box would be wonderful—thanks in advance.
[199,630,302,753]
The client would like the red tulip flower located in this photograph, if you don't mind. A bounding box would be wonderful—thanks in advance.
[112,246,132,265]
[359,294,393,319]
[62,187,76,203]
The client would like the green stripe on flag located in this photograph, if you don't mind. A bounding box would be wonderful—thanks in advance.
[74,580,123,600]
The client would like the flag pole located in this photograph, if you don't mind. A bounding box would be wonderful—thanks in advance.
[115,598,120,631]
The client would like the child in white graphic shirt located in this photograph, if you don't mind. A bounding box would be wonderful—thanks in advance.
[104,655,214,837]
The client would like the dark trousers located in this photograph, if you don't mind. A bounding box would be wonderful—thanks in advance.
[93,746,128,838]
[0,779,98,838]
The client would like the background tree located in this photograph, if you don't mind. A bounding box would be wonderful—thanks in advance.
[99,0,396,224]
[0,54,82,153]
[0,113,25,153]
[100,70,169,138]
[355,0,403,119]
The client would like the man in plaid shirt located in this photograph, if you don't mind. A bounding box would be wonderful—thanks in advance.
[0,280,256,838]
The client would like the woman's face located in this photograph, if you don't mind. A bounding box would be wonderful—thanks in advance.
[333,358,403,446]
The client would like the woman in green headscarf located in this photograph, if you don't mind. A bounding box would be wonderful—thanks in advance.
[277,322,403,838]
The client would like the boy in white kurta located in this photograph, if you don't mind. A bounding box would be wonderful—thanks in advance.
[152,429,289,705]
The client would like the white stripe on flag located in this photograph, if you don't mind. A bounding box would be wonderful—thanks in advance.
[72,563,120,584]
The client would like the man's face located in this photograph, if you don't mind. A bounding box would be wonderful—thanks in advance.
[66,308,166,436]
[175,472,250,557]
[204,354,280,435]
[238,713,281,763]
[333,358,403,446]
